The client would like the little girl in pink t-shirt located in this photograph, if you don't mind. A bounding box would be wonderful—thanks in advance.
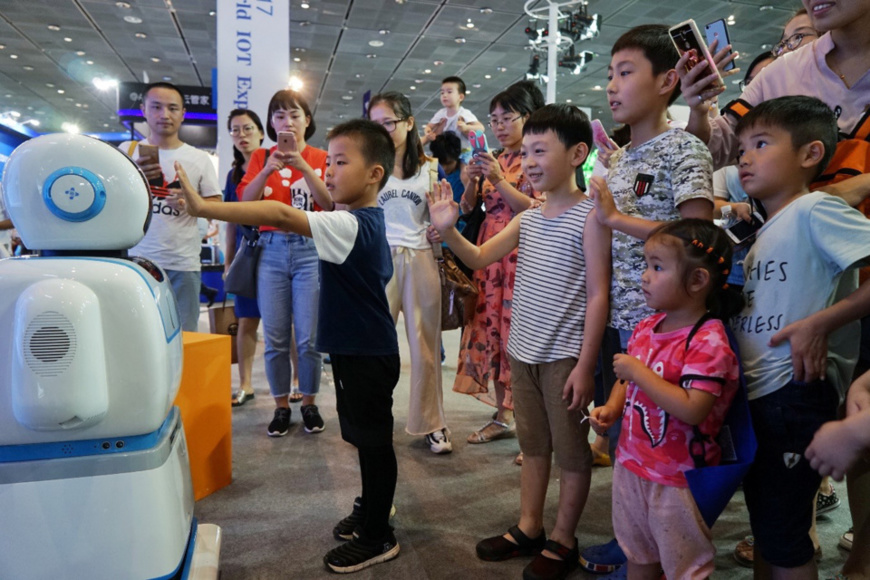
[591,219,743,579]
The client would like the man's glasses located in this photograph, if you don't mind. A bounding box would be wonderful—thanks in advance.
[375,118,407,133]
[772,31,817,57]
[488,116,522,128]
[230,124,257,136]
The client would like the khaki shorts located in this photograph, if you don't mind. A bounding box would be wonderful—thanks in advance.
[510,355,592,473]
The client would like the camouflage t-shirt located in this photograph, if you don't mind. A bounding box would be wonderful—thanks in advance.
[607,128,713,330]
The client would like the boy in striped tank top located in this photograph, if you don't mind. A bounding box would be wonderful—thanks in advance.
[429,104,611,580]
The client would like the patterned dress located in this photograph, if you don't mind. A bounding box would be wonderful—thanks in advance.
[453,150,538,408]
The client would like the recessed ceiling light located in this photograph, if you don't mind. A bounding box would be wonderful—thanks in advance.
[433,60,443,66]
[76,50,85,56]
[761,43,772,50]
[293,57,301,62]
[480,7,493,14]
[497,66,507,72]
[103,123,110,128]
[355,73,364,78]
[86,60,94,65]
[57,89,65,94]
[300,1,310,8]
[368,40,384,47]
[466,90,472,94]
[22,65,33,71]
[759,4,774,10]
[424,68,432,74]
[298,20,310,26]
[484,74,491,79]
[124,15,143,24]
[209,10,216,16]
[75,103,82,107]
[415,79,424,83]
[455,37,466,43]
[47,24,61,31]
[46,83,55,88]
[341,95,353,101]
[10,54,18,59]
[63,37,73,42]
[0,45,5,50]
[135,32,147,39]
[162,76,172,81]
[566,99,572,103]
[379,29,390,35]
[472,83,481,88]
[466,19,475,28]
[151,56,160,62]
[294,47,307,53]
[592,85,603,90]
[410,86,416,90]
[366,54,377,59]
[116,1,131,8]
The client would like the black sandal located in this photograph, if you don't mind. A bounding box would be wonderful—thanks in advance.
[522,538,579,580]
[476,525,546,562]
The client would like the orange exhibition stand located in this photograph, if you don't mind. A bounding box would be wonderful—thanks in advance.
[175,331,233,501]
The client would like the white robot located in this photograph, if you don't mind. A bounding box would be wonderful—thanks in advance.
[0,134,220,579]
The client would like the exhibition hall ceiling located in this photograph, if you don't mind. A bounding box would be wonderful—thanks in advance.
[0,0,802,143]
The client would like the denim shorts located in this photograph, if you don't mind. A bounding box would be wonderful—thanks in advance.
[743,379,839,568]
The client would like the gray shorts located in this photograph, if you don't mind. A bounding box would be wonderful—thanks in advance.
[510,355,592,473]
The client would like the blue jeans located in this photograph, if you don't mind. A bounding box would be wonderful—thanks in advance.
[257,231,322,398]
[166,269,201,332]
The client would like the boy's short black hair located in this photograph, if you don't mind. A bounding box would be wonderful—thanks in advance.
[736,96,838,180]
[143,81,185,106]
[523,103,593,152]
[612,24,681,105]
[441,76,466,95]
[429,132,462,165]
[327,119,395,190]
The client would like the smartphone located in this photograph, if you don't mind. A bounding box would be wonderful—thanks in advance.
[705,19,735,72]
[590,119,609,149]
[725,212,765,248]
[669,19,725,91]
[137,144,163,187]
[469,130,489,156]
[277,131,297,154]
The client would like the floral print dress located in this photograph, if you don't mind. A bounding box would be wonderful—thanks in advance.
[452,150,539,409]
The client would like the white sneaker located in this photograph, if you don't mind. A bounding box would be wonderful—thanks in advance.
[425,428,453,454]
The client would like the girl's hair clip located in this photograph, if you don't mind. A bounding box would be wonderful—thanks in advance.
[722,283,729,290]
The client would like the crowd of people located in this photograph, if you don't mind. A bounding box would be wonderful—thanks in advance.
[94,0,870,577]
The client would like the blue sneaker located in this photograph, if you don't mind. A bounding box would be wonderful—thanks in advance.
[580,538,626,574]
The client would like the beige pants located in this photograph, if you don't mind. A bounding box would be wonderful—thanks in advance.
[386,246,446,436]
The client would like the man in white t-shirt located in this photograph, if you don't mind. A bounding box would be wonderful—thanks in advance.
[120,82,221,331]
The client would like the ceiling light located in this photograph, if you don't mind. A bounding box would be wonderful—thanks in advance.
[366,54,377,59]
[66,97,74,102]
[86,60,93,65]
[135,32,147,39]
[209,11,216,16]
[63,37,73,42]
[58,89,65,94]
[10,54,18,59]
[75,103,82,108]
[566,99,572,103]
[484,74,491,79]
[162,76,172,81]
[293,57,301,62]
[76,50,85,56]
[415,79,424,83]
[124,15,143,24]
[592,85,603,90]
[22,65,33,71]
[0,44,4,49]
[46,83,55,88]
[294,47,307,52]
[497,67,507,72]
[761,43,772,50]
[300,1,310,7]
[116,1,131,7]
[62,122,80,134]
[379,29,390,35]
[103,123,110,128]
[151,57,160,62]
[354,73,364,78]
[455,37,466,43]
[288,75,303,91]
[466,20,475,29]
[424,68,432,74]
[341,95,353,101]
[93,77,118,91]
[759,5,774,10]
[472,83,481,88]
[298,21,310,26]
[433,60,443,66]
[410,86,416,90]
[480,7,493,14]
[466,90,472,94]
[47,24,61,31]
[368,40,384,47]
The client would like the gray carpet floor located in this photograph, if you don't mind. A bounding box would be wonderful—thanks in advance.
[194,314,853,579]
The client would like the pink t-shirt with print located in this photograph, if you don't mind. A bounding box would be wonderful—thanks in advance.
[616,313,740,488]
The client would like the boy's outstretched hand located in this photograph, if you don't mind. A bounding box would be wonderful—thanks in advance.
[587,176,618,226]
[426,178,459,233]
[173,161,205,218]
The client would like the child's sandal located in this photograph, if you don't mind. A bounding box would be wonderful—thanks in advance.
[476,525,546,561]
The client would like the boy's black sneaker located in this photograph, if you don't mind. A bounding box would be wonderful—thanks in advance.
[324,528,400,573]
[301,404,325,433]
[333,497,398,541]
[266,407,291,437]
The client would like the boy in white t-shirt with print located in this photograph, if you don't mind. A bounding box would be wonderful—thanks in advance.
[119,82,221,332]
[422,76,484,163]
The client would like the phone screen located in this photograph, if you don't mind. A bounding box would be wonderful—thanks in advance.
[670,24,706,72]
[705,19,735,72]
[726,214,763,245]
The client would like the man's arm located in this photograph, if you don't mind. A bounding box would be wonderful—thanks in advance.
[824,174,870,208]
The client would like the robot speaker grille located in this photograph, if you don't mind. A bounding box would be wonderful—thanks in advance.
[25,311,77,377]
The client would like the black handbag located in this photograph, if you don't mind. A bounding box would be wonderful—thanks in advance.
[454,176,486,278]
[224,225,260,299]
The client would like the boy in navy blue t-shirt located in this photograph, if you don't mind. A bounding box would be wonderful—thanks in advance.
[176,119,403,574]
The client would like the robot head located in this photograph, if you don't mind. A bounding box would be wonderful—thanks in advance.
[1,134,151,251]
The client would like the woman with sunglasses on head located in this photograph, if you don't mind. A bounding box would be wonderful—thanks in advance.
[453,84,543,452]
[237,90,334,438]
[367,92,453,455]
[224,109,266,407]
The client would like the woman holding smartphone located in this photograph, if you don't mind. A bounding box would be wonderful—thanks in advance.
[237,90,333,437]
